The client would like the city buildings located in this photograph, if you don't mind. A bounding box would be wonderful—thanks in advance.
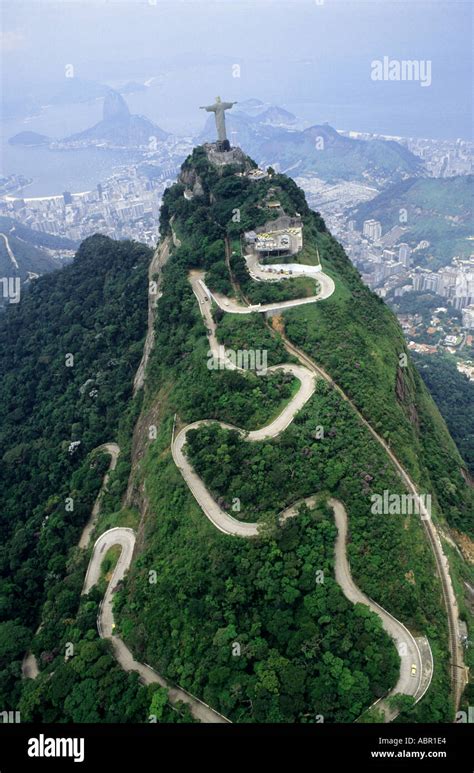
[412,260,474,312]
[2,167,167,246]
[363,219,382,241]
[462,305,474,330]
[398,243,412,266]
[0,138,193,247]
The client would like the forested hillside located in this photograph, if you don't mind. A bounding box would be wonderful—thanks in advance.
[0,235,151,713]
[1,146,471,724]
[413,352,474,477]
[116,147,473,723]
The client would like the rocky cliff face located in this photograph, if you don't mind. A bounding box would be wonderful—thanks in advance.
[178,165,205,197]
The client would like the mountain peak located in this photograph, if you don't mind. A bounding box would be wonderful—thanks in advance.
[62,89,168,148]
[103,89,130,122]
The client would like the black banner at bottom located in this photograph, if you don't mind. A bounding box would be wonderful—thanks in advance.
[0,722,472,771]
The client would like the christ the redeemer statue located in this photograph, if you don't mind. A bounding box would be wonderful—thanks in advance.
[200,96,237,146]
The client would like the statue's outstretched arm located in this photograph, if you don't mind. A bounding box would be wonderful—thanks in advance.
[200,105,215,112]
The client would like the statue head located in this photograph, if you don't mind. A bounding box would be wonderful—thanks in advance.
[215,96,221,103]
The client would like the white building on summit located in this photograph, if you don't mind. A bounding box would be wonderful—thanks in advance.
[245,215,304,258]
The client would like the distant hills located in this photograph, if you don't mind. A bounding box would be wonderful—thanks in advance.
[0,216,76,306]
[8,88,169,150]
[199,102,423,185]
[7,89,423,180]
[234,99,299,127]
[63,89,168,148]
[8,131,51,147]
[2,77,149,121]
[351,175,474,268]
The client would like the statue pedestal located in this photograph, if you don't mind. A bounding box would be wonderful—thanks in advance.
[216,139,231,152]
[204,143,250,171]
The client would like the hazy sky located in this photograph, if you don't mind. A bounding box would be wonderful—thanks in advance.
[1,0,473,138]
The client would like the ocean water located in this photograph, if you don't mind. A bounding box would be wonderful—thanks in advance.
[1,67,470,197]
[0,100,142,196]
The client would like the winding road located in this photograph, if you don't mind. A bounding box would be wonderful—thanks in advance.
[168,269,433,718]
[0,232,19,270]
[81,250,444,721]
[78,443,120,549]
[203,249,335,314]
[133,239,170,395]
[24,237,463,721]
[22,443,120,680]
[330,498,431,719]
[275,329,465,709]
[90,243,457,722]
[82,528,229,723]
